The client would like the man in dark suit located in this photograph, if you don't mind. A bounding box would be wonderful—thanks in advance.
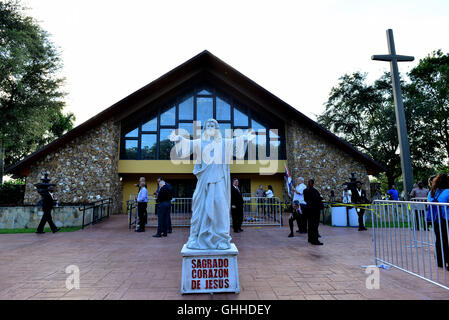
[230,178,244,233]
[36,186,60,234]
[155,177,172,233]
[153,181,172,238]
[352,181,368,231]
[303,179,323,245]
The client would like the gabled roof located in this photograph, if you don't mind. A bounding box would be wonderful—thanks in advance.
[6,50,385,175]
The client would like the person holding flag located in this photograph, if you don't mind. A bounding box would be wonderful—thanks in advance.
[284,162,293,198]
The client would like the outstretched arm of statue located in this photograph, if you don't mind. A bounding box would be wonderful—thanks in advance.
[169,131,194,158]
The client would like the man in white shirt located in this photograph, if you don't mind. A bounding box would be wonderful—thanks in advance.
[293,177,307,233]
[135,181,148,232]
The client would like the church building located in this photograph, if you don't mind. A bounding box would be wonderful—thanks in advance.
[6,51,384,214]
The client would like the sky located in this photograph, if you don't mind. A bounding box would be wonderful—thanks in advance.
[23,0,449,127]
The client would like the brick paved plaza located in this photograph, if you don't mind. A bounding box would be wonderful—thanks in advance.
[1,215,449,300]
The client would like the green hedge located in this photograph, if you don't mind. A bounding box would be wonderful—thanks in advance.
[0,182,25,205]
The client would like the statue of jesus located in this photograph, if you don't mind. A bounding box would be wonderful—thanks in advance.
[170,119,254,250]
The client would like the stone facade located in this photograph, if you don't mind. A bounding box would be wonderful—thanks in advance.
[0,206,83,229]
[285,119,370,202]
[24,119,123,213]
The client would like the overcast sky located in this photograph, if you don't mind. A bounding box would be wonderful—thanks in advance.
[24,0,449,126]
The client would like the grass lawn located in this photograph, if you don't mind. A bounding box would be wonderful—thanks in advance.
[0,226,82,234]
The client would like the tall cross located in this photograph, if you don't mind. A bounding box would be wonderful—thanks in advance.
[372,29,414,199]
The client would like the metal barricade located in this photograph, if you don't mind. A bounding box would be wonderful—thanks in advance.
[372,200,449,291]
[242,197,282,227]
[79,198,112,229]
[127,196,283,228]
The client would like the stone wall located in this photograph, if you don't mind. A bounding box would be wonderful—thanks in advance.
[24,119,123,213]
[285,119,370,202]
[0,206,83,229]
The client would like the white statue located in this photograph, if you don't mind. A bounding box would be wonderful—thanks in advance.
[170,119,254,250]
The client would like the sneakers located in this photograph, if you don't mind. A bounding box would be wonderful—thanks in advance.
[288,233,294,238]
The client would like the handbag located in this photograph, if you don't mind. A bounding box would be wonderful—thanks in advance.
[426,191,441,222]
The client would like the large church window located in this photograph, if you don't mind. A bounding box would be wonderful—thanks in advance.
[179,96,194,120]
[196,97,213,126]
[141,134,157,159]
[120,85,285,160]
[160,106,176,126]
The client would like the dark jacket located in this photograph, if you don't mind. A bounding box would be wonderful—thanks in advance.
[303,187,323,211]
[42,191,55,213]
[352,188,368,204]
[157,184,172,203]
[231,185,244,211]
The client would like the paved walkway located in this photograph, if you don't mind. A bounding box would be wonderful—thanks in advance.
[1,215,448,300]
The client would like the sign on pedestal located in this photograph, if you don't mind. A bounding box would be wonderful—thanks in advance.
[180,243,240,294]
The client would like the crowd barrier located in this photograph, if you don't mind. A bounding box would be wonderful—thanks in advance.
[127,196,283,229]
[79,198,112,229]
[372,199,449,291]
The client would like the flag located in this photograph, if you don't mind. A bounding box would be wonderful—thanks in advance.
[284,162,293,198]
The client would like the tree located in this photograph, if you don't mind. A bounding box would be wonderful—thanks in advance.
[317,71,439,187]
[407,50,449,165]
[318,72,398,186]
[0,1,74,182]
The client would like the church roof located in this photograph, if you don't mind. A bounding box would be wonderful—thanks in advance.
[6,50,385,176]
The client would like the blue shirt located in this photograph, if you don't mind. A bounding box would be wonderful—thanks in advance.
[387,189,399,201]
[428,189,449,220]
[137,187,148,203]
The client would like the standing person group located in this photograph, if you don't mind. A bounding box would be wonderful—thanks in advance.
[288,178,324,245]
[254,184,276,218]
[134,176,173,237]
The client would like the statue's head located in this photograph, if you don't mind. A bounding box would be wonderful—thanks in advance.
[203,119,221,141]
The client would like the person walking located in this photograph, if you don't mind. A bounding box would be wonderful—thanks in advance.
[154,180,172,237]
[135,181,148,232]
[352,181,369,231]
[304,179,324,245]
[410,180,429,231]
[231,178,244,233]
[293,177,307,233]
[427,173,449,270]
[36,185,60,234]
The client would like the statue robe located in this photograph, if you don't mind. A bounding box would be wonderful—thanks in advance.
[175,135,246,249]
